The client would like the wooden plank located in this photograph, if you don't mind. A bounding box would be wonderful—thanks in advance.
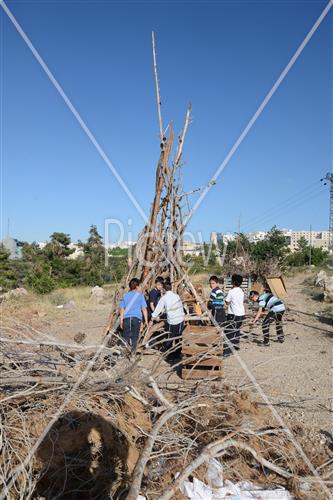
[182,332,221,343]
[182,357,223,367]
[183,325,217,332]
[182,345,222,355]
[181,368,223,380]
[266,276,288,299]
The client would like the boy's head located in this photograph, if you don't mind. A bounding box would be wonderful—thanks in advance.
[164,282,172,292]
[155,276,164,291]
[231,274,243,287]
[249,290,259,302]
[129,278,140,291]
[209,275,219,289]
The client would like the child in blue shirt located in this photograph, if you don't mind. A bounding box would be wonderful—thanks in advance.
[120,278,148,351]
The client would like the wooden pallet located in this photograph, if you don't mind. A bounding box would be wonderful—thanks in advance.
[224,276,250,295]
[181,325,223,380]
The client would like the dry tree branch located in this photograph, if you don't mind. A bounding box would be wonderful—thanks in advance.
[152,31,163,143]
[157,437,295,500]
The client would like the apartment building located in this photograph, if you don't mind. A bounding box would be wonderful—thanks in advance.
[286,230,330,252]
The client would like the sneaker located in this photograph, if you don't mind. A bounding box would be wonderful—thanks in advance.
[263,342,270,347]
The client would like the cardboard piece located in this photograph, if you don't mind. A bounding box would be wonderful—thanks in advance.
[266,276,288,299]
[250,282,264,294]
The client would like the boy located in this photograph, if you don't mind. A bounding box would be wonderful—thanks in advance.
[208,275,225,325]
[224,274,245,353]
[150,281,185,360]
[119,278,148,352]
[249,290,285,346]
[148,276,164,318]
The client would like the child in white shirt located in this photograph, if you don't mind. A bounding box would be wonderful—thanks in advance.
[224,274,245,355]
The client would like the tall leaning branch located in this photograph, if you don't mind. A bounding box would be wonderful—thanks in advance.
[152,31,163,143]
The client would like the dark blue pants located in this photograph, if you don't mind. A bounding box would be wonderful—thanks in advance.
[123,317,141,352]
[166,322,184,359]
[262,311,284,344]
[224,314,244,355]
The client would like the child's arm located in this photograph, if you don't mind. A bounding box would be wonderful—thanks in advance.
[252,307,264,323]
[151,296,165,320]
[142,307,148,326]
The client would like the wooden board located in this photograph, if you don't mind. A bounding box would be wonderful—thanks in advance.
[266,276,288,299]
[250,281,264,294]
[182,345,221,355]
[182,356,223,367]
[181,367,222,380]
[181,324,223,380]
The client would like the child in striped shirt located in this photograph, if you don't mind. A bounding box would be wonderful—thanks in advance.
[249,290,285,346]
[208,275,225,325]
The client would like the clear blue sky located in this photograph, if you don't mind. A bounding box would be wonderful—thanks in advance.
[1,0,332,243]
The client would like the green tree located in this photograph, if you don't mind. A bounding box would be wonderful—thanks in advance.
[26,265,56,294]
[251,226,289,263]
[108,247,128,282]
[80,225,107,286]
[285,237,329,267]
[0,244,20,291]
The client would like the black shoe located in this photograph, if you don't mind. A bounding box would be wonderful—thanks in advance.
[263,342,270,347]
[278,338,284,343]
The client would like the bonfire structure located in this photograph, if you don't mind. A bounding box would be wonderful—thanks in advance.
[0,33,331,500]
[102,32,224,380]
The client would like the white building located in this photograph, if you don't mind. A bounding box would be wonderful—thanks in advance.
[182,240,203,256]
[106,241,136,250]
[247,231,267,243]
[210,229,330,252]
[286,230,330,252]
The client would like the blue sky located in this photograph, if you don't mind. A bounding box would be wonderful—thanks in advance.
[1,0,332,243]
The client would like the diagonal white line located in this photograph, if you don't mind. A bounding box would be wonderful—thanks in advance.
[1,2,331,497]
[0,0,149,225]
[184,0,333,227]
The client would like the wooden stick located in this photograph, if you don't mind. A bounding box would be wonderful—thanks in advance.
[152,31,163,143]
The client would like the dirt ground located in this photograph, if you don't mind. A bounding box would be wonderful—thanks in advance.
[224,273,333,442]
[10,272,332,444]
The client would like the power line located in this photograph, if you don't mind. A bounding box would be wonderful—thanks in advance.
[321,173,333,249]
[241,184,325,232]
[241,180,320,228]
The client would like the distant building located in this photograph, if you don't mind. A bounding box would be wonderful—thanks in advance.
[0,236,23,259]
[68,243,84,260]
[285,230,330,252]
[210,229,330,252]
[182,240,203,256]
[210,232,223,247]
[105,241,136,250]
[247,231,267,243]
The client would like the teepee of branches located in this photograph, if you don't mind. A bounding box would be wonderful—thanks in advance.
[105,33,210,335]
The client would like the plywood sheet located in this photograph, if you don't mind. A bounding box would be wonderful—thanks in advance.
[266,276,288,299]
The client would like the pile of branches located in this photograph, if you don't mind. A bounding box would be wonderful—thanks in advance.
[1,316,332,500]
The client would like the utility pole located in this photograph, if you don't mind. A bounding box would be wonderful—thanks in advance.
[321,173,333,251]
